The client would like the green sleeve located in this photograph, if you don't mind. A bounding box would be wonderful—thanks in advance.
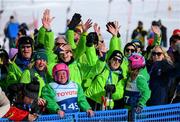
[153,33,161,46]
[112,78,126,100]
[66,29,76,49]
[80,59,106,80]
[20,70,31,84]
[41,84,60,113]
[107,36,122,60]
[74,32,88,60]
[136,75,151,106]
[44,31,55,51]
[77,83,91,111]
[6,62,23,86]
[37,26,46,46]
[85,45,98,66]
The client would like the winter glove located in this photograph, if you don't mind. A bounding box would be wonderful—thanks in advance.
[135,105,143,114]
[86,32,99,47]
[68,13,81,30]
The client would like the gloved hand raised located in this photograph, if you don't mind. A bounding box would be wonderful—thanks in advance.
[86,32,99,47]
[68,13,82,30]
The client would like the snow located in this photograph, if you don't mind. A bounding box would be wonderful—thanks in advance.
[0,0,180,52]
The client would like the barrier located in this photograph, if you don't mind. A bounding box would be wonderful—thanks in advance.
[37,113,74,122]
[0,103,179,122]
[135,103,180,122]
[75,109,128,122]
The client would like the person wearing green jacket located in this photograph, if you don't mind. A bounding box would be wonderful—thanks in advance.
[20,50,52,99]
[124,53,151,113]
[42,63,94,117]
[85,50,126,110]
[6,36,34,88]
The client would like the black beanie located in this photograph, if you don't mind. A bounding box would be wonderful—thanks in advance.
[24,80,39,99]
[109,50,123,61]
[18,36,34,49]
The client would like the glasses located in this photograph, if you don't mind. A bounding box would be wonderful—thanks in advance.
[152,52,163,56]
[126,48,135,53]
[21,45,31,49]
[112,57,121,63]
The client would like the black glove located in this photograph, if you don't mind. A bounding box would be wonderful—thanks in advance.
[104,84,116,94]
[135,105,143,114]
[68,13,81,30]
[86,32,98,47]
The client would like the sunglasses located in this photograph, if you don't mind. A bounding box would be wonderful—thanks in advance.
[21,45,31,49]
[152,52,163,56]
[126,48,135,53]
[112,57,121,63]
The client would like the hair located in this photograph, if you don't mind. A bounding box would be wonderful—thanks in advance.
[169,35,180,45]
[123,42,137,56]
[150,45,173,65]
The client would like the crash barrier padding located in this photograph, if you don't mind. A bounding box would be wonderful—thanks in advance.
[75,109,128,122]
[1,103,179,122]
[134,103,180,122]
[36,113,74,122]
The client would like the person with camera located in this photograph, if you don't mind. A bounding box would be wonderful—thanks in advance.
[42,63,94,117]
[3,81,41,121]
[85,50,126,110]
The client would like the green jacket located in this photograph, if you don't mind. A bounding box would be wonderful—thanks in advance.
[42,80,91,113]
[37,26,57,63]
[124,68,151,108]
[85,63,126,104]
[6,62,23,87]
[20,68,52,97]
[66,29,87,60]
[47,45,103,86]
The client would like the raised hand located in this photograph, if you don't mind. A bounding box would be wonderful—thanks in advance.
[106,21,121,37]
[68,13,81,30]
[93,23,101,36]
[42,9,55,30]
[82,19,93,32]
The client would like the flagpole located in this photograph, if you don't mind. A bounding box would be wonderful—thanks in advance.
[126,0,132,43]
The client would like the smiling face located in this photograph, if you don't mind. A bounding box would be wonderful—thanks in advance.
[109,56,121,70]
[56,70,68,84]
[151,46,165,62]
[35,59,47,71]
[125,45,136,57]
[20,44,32,59]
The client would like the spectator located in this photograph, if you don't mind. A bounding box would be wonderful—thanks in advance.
[131,21,147,48]
[158,20,167,47]
[4,81,40,121]
[0,49,10,91]
[6,36,34,88]
[147,46,174,106]
[124,53,150,113]
[4,15,19,48]
[42,63,94,117]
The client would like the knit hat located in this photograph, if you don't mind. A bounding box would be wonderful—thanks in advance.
[18,36,34,50]
[24,80,39,99]
[173,29,180,36]
[34,50,47,62]
[109,50,123,61]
